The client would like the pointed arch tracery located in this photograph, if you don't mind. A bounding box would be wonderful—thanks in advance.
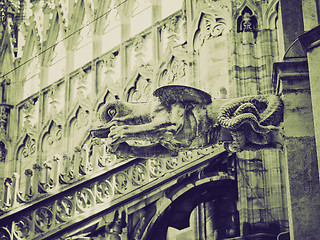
[66,104,91,153]
[40,119,63,160]
[236,6,258,38]
[125,66,153,103]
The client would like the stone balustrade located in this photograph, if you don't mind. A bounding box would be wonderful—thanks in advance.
[0,140,233,240]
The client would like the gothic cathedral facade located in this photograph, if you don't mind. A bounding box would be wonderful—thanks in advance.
[0,0,320,239]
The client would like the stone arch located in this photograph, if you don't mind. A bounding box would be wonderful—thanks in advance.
[236,6,258,39]
[264,0,280,29]
[141,178,238,240]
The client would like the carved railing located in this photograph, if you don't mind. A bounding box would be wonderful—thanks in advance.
[0,142,233,239]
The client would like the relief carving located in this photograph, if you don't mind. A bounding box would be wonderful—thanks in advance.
[91,85,283,157]
[127,74,152,102]
[22,99,36,131]
[194,12,226,50]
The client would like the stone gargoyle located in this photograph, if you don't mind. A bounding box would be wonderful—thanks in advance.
[91,85,283,157]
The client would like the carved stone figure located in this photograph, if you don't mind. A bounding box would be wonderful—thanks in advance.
[91,85,283,157]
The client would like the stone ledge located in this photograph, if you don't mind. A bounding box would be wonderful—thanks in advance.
[272,60,309,94]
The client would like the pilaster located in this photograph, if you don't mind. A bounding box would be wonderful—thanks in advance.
[273,60,320,240]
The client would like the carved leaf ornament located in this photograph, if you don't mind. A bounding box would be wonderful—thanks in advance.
[12,217,32,239]
[21,137,36,158]
[34,207,53,231]
[198,13,225,46]
[56,197,74,222]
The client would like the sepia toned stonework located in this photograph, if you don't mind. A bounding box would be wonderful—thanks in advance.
[0,0,319,239]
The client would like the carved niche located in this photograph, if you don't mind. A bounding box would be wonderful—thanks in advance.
[237,6,258,38]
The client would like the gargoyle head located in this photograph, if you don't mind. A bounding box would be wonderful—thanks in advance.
[91,101,142,138]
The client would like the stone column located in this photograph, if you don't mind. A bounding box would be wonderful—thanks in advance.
[274,60,320,240]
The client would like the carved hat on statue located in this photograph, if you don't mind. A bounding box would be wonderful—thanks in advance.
[153,85,212,110]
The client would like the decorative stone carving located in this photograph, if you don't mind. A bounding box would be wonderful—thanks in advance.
[76,188,95,213]
[0,143,234,239]
[237,6,258,38]
[194,12,226,49]
[96,180,114,203]
[22,99,37,132]
[127,74,152,102]
[34,207,54,232]
[133,35,148,67]
[0,141,7,162]
[20,136,36,158]
[131,163,147,185]
[199,14,225,45]
[162,15,184,52]
[56,197,74,222]
[12,217,32,239]
[134,35,144,52]
[104,52,116,69]
[160,56,187,85]
[91,85,283,156]
[104,210,127,238]
[76,68,88,99]
[114,172,130,194]
[2,177,12,208]
[73,107,90,130]
[149,158,164,177]
[45,121,62,146]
